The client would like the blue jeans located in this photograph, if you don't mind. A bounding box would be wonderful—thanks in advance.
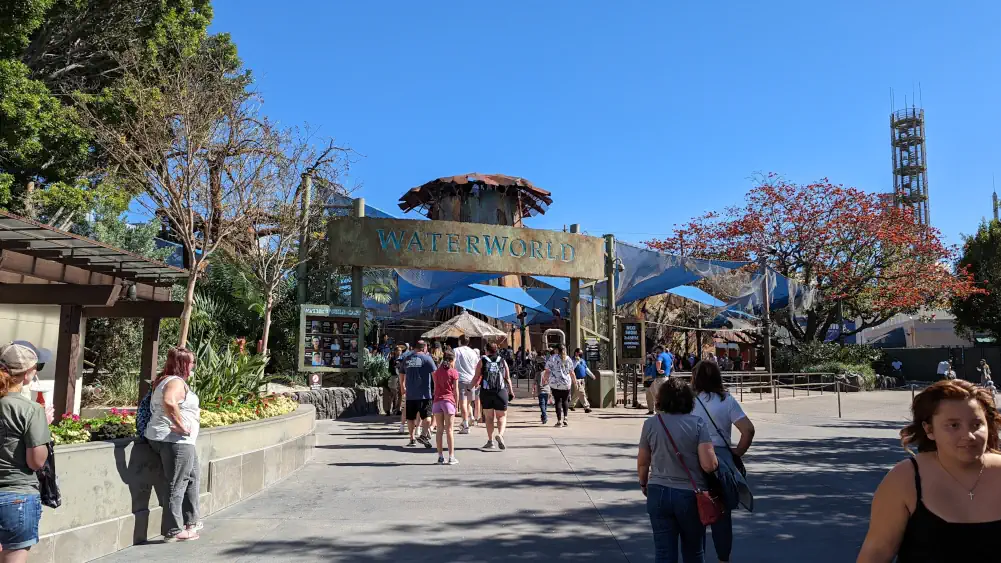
[646,484,706,563]
[538,392,549,422]
[0,492,41,550]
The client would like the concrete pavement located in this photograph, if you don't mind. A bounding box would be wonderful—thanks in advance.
[95,390,913,562]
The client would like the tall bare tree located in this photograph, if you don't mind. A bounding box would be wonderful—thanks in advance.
[237,130,347,356]
[76,47,281,346]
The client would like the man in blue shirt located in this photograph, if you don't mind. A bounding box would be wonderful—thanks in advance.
[648,345,674,414]
[404,340,437,448]
[656,345,674,378]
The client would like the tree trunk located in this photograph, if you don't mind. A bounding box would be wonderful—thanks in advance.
[260,294,274,357]
[178,271,199,347]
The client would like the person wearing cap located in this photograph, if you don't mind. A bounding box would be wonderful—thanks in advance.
[0,341,52,559]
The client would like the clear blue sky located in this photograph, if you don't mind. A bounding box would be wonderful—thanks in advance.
[211,0,1000,247]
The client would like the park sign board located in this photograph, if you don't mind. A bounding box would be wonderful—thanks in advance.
[298,304,365,374]
[328,217,606,279]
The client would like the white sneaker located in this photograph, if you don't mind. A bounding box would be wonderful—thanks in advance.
[459,426,470,435]
[398,423,406,434]
[448,456,459,465]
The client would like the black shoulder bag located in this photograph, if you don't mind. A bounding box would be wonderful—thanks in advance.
[37,442,61,508]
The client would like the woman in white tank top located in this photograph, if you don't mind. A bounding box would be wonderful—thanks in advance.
[146,347,202,541]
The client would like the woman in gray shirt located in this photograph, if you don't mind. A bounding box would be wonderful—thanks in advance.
[638,377,718,563]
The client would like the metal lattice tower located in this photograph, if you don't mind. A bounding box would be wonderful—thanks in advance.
[890,107,930,225]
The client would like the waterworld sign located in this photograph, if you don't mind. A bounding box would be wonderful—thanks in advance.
[328,217,606,279]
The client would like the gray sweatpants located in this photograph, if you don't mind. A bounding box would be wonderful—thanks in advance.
[150,440,200,536]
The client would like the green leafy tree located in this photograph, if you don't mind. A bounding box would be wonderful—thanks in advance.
[82,208,176,378]
[76,45,274,347]
[237,129,346,356]
[0,0,237,213]
[952,220,1001,341]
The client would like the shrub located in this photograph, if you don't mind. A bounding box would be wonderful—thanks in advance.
[83,370,141,407]
[50,396,298,445]
[803,361,877,390]
[189,340,272,403]
[51,408,136,446]
[358,352,392,388]
[199,395,298,428]
[775,341,880,373]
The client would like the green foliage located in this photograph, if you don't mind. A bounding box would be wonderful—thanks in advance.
[51,396,298,445]
[188,341,272,403]
[774,341,880,373]
[188,259,266,347]
[199,395,297,428]
[952,220,1001,341]
[802,362,877,390]
[82,210,175,375]
[0,0,238,210]
[50,409,135,446]
[85,370,141,407]
[0,59,90,196]
[359,352,392,388]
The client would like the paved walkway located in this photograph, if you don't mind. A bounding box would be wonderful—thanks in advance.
[96,390,913,562]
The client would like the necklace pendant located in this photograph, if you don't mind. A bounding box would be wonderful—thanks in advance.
[969,491,975,501]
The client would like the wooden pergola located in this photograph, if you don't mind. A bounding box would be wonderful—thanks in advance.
[0,211,187,418]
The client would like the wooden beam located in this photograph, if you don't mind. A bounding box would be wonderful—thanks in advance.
[0,250,176,299]
[0,284,121,305]
[133,277,178,287]
[6,248,66,259]
[138,318,160,403]
[84,301,184,318]
[53,305,83,419]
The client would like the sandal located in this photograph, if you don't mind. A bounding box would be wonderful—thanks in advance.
[166,530,200,542]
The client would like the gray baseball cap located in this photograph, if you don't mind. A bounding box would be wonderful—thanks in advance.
[0,341,53,373]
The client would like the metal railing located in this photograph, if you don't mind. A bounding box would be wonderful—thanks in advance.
[617,369,847,417]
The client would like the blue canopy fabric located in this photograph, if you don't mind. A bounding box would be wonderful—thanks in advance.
[397,270,501,301]
[723,267,816,316]
[595,241,749,306]
[455,296,520,321]
[666,285,727,307]
[529,276,571,291]
[466,284,550,313]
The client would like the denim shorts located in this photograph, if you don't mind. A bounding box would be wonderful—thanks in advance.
[0,492,41,550]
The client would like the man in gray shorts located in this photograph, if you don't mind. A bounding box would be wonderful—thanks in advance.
[452,335,480,434]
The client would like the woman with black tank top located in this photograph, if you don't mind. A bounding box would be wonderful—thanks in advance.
[857,379,1001,563]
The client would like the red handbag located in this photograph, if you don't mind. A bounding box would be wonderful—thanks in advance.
[656,415,725,525]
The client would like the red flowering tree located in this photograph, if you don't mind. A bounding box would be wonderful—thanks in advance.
[646,174,979,343]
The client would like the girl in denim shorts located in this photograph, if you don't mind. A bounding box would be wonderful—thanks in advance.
[0,342,53,560]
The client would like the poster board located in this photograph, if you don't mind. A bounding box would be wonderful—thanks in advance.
[585,337,601,363]
[298,304,365,373]
[621,321,643,360]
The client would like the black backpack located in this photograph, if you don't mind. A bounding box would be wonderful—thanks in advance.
[481,356,504,391]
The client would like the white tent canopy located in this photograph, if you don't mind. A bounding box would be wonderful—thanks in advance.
[422,310,506,340]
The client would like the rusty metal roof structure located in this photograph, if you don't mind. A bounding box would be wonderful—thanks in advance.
[0,210,188,287]
[398,173,553,218]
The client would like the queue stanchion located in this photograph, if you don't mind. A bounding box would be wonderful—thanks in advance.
[837,380,843,418]
[772,374,777,414]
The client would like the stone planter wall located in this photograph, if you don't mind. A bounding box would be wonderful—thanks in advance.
[33,405,316,563]
[294,387,394,419]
